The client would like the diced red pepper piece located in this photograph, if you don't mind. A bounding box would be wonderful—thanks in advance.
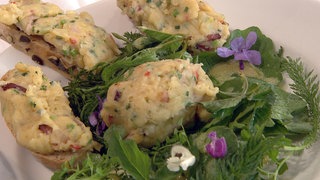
[70,144,81,150]
[69,38,77,45]
[144,71,151,76]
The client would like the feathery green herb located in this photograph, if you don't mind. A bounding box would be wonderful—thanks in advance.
[281,57,320,150]
[53,27,320,180]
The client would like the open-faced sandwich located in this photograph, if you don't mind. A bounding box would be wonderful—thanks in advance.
[0,62,93,170]
[0,0,120,79]
[117,0,230,51]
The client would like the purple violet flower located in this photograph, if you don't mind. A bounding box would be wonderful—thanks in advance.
[88,96,107,136]
[217,31,261,70]
[206,131,227,158]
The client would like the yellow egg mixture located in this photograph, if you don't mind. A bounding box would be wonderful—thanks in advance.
[0,63,92,154]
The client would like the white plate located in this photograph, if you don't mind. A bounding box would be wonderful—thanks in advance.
[0,0,319,179]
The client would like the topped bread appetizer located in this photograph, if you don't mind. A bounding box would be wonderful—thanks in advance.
[117,0,230,51]
[0,62,93,170]
[0,0,120,79]
[101,59,219,147]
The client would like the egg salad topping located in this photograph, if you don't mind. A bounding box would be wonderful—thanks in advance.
[0,1,120,70]
[0,63,92,154]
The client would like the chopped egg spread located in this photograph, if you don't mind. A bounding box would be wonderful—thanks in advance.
[0,1,120,70]
[117,0,230,50]
[100,59,219,147]
[0,63,92,154]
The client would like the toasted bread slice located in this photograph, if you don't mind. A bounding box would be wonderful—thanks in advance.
[32,150,88,170]
[0,23,74,78]
[0,0,120,79]
[117,0,229,51]
[0,63,93,170]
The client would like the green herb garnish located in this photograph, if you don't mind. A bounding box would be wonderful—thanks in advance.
[53,27,319,180]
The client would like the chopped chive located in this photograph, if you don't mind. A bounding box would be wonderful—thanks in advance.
[156,1,162,6]
[126,103,131,110]
[173,9,179,17]
[184,7,189,13]
[60,19,67,26]
[30,101,36,108]
[50,115,57,120]
[67,123,75,131]
[56,36,63,40]
[21,72,28,76]
[40,85,47,91]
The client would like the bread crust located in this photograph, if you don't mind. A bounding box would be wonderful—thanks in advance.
[0,23,76,79]
[32,148,88,170]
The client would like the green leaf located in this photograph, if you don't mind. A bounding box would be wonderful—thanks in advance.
[192,51,224,73]
[199,96,243,113]
[271,85,307,120]
[139,26,183,42]
[105,126,151,180]
[282,57,320,150]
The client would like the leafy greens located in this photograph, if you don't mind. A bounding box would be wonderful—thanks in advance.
[54,26,320,180]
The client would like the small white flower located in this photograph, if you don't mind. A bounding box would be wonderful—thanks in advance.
[166,145,196,172]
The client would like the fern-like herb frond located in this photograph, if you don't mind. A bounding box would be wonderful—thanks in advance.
[282,57,320,150]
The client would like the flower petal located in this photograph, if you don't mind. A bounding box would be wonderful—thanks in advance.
[215,137,228,157]
[247,50,261,65]
[97,121,107,136]
[206,131,228,158]
[234,50,261,65]
[208,131,217,140]
[180,156,196,171]
[217,47,235,58]
[206,138,227,158]
[167,164,180,172]
[89,112,98,126]
[245,31,257,49]
[167,145,196,172]
[167,157,181,172]
[230,36,245,52]
[171,145,189,157]
[97,96,104,111]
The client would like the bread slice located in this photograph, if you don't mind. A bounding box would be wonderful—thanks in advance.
[0,23,74,78]
[117,0,230,50]
[0,1,120,79]
[32,149,88,170]
[0,63,93,170]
